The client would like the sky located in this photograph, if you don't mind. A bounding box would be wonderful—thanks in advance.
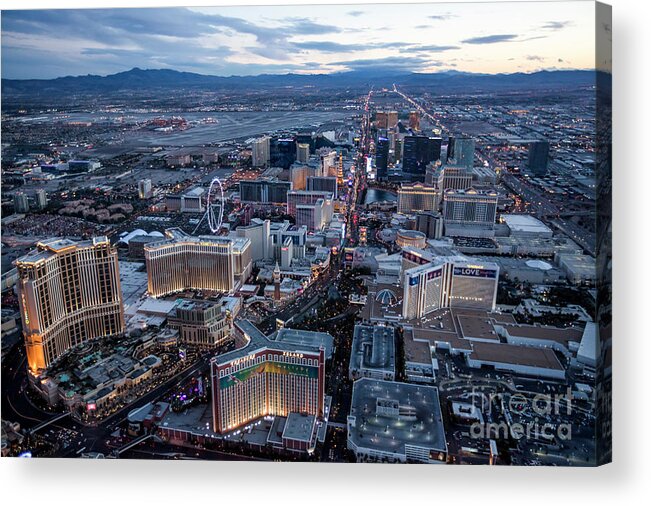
[1,2,596,79]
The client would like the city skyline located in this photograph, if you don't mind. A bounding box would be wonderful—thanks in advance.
[1,1,611,467]
[1,2,597,79]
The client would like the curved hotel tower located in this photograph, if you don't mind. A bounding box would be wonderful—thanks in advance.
[144,228,252,297]
[16,237,125,373]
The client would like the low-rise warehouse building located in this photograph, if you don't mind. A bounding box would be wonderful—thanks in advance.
[466,341,565,380]
[349,324,396,381]
[347,378,447,464]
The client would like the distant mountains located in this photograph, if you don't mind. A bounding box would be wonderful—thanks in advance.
[1,67,596,97]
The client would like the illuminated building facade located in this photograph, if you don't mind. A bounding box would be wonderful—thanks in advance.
[397,183,441,214]
[211,320,326,433]
[375,111,388,129]
[443,188,498,227]
[138,178,153,199]
[16,237,125,373]
[296,143,310,163]
[436,165,474,191]
[295,197,333,232]
[408,111,420,131]
[402,258,499,319]
[290,165,313,191]
[396,229,427,249]
[144,228,252,297]
[166,299,232,348]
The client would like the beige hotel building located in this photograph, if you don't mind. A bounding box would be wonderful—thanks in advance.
[16,237,125,373]
[144,228,252,297]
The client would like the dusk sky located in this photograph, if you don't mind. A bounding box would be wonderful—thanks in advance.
[1,2,596,79]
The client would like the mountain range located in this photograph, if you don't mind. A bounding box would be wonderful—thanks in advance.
[1,67,597,96]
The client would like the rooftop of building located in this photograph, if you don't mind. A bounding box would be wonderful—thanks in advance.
[213,319,324,366]
[403,308,517,363]
[497,322,584,346]
[399,183,439,191]
[360,280,403,322]
[397,229,426,239]
[173,298,221,313]
[411,327,473,352]
[457,314,500,341]
[469,341,564,370]
[137,297,179,316]
[158,402,214,435]
[144,228,250,251]
[269,328,334,360]
[501,214,553,235]
[444,187,498,197]
[282,412,316,442]
[348,378,447,458]
[184,187,205,197]
[350,324,396,374]
[16,236,111,264]
[403,331,433,365]
[557,253,596,271]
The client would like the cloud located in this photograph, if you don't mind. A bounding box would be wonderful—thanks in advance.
[280,17,341,36]
[292,40,411,52]
[1,8,348,76]
[526,55,545,62]
[292,40,457,54]
[0,6,588,79]
[428,14,455,20]
[409,45,459,52]
[542,20,572,31]
[292,41,358,52]
[462,34,519,44]
[333,55,433,72]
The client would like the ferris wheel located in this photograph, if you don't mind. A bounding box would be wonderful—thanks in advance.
[192,177,225,235]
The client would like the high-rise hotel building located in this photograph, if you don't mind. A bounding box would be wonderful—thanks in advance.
[286,190,333,217]
[402,254,499,319]
[443,188,498,234]
[436,165,474,191]
[251,136,270,168]
[145,228,252,297]
[16,237,125,373]
[211,320,326,433]
[397,183,442,214]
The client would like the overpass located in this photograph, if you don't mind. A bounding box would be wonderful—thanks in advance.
[112,433,162,458]
[29,412,71,434]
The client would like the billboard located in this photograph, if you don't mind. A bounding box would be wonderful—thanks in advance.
[453,266,498,279]
[219,360,318,389]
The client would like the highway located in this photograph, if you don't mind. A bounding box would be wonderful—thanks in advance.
[393,83,444,132]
